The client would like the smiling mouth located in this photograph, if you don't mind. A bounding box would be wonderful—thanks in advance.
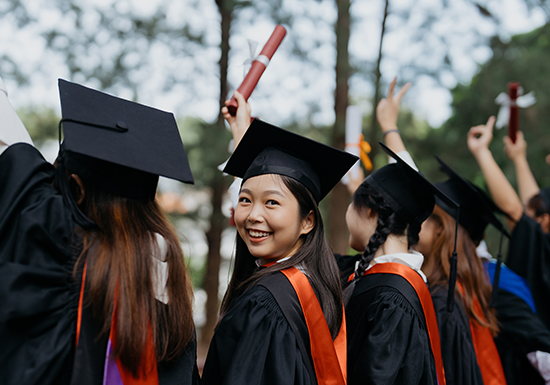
[248,230,272,238]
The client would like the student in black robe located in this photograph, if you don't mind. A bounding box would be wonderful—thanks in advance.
[201,92,357,385]
[415,157,506,385]
[0,78,199,385]
[342,79,450,385]
[468,117,550,383]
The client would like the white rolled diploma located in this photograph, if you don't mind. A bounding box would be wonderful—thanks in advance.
[0,76,34,156]
[342,105,363,185]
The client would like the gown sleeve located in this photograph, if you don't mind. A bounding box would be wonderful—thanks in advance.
[346,286,437,385]
[0,144,80,385]
[201,285,313,385]
[430,286,484,385]
[507,213,550,329]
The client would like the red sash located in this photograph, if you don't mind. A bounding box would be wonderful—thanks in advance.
[76,262,159,385]
[362,263,446,385]
[281,267,347,385]
[457,283,506,385]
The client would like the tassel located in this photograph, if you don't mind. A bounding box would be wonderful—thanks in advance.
[447,207,460,312]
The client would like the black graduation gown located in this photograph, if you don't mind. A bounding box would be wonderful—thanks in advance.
[507,213,550,330]
[0,143,199,385]
[345,272,438,385]
[430,285,484,385]
[201,273,316,385]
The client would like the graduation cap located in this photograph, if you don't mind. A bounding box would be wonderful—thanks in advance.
[433,155,513,307]
[367,143,459,228]
[373,143,461,312]
[434,155,510,243]
[55,79,193,227]
[223,119,358,203]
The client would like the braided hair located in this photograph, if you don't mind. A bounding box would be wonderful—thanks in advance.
[344,180,422,301]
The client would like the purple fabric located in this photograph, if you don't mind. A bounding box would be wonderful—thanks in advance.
[103,339,124,385]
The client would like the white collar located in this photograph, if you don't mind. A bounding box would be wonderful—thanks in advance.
[367,250,428,283]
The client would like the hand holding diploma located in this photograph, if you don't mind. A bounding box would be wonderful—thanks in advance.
[222,91,251,151]
[508,82,520,143]
[226,25,287,116]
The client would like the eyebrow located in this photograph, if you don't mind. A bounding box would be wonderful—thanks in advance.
[240,188,286,198]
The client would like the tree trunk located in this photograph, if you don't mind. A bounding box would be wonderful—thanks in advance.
[200,0,232,349]
[368,0,390,161]
[329,0,351,254]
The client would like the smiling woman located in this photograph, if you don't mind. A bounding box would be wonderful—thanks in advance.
[200,93,358,385]
[235,174,314,265]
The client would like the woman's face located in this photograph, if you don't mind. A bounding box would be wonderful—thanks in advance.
[234,174,314,265]
[414,215,442,256]
[345,203,378,252]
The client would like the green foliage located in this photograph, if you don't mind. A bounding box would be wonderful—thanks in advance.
[403,23,550,190]
[17,106,59,146]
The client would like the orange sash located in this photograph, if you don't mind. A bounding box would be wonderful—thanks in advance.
[457,283,506,385]
[76,262,159,385]
[281,267,347,385]
[363,263,446,385]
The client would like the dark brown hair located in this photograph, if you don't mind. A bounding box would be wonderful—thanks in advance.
[527,193,549,218]
[74,179,194,377]
[219,175,344,339]
[423,205,499,335]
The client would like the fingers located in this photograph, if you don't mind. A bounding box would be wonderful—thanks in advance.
[485,115,496,131]
[233,90,246,105]
[387,77,397,99]
[396,82,411,102]
[546,154,550,165]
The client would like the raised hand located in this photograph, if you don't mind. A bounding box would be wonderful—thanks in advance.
[467,116,496,157]
[377,77,411,132]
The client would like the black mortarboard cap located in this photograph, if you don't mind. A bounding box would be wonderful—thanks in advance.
[434,155,510,243]
[376,143,460,312]
[367,143,459,228]
[58,79,193,201]
[223,119,358,202]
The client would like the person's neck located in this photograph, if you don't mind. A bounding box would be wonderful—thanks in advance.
[373,233,410,259]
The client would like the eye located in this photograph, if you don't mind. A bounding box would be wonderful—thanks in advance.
[266,199,279,206]
[239,196,251,204]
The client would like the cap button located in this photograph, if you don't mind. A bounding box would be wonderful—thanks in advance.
[116,121,129,130]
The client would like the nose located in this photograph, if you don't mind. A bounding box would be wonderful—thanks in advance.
[247,203,264,223]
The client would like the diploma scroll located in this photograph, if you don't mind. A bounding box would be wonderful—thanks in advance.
[508,82,520,143]
[226,25,287,116]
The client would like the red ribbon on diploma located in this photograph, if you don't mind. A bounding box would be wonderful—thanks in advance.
[226,25,287,116]
[508,82,520,143]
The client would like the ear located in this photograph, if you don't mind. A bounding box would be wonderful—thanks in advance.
[300,210,316,236]
[69,174,86,206]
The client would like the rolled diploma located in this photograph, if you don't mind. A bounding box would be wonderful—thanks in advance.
[508,82,520,143]
[342,105,362,185]
[226,25,287,116]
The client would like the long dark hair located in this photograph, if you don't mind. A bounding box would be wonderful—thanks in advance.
[219,175,344,339]
[345,181,421,295]
[423,205,499,335]
[72,177,195,377]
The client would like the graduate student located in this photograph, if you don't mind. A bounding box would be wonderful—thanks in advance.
[467,117,550,331]
[416,157,506,385]
[0,78,199,385]
[201,93,357,385]
[342,79,452,385]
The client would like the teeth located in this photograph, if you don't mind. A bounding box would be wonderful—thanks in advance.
[249,230,270,238]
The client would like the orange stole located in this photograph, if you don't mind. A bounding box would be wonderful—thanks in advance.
[281,267,347,385]
[76,262,159,385]
[457,283,506,385]
[363,263,446,385]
